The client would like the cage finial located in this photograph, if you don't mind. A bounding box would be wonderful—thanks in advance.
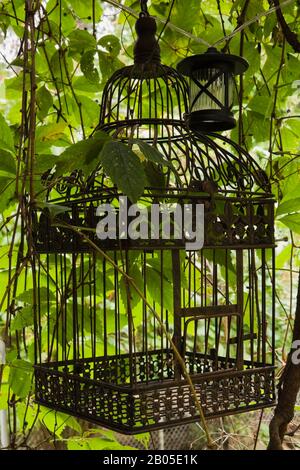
[140,0,149,17]
[134,5,161,65]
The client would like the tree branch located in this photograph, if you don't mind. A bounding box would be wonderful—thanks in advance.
[272,0,300,52]
[268,270,300,450]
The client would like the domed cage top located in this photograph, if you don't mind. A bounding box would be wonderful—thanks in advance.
[31,11,276,434]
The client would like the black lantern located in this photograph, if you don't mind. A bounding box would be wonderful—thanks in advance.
[177,47,249,132]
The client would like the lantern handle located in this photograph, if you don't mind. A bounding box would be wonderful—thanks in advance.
[140,0,149,17]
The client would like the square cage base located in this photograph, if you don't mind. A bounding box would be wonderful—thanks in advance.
[34,350,276,434]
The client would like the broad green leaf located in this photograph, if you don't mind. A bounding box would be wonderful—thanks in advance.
[71,0,102,22]
[120,263,144,310]
[68,30,96,55]
[11,306,34,330]
[36,122,67,143]
[8,359,33,398]
[73,75,101,92]
[34,154,57,174]
[98,51,124,83]
[80,50,100,83]
[242,41,261,76]
[0,176,16,212]
[145,257,174,311]
[172,0,200,30]
[55,131,110,176]
[17,402,39,430]
[98,35,121,57]
[133,432,150,449]
[277,198,300,217]
[67,436,135,450]
[37,202,72,217]
[0,149,16,176]
[135,140,171,167]
[276,244,292,270]
[135,140,180,185]
[99,140,147,203]
[248,93,272,117]
[67,438,90,450]
[5,74,31,93]
[46,0,76,36]
[17,287,55,304]
[39,408,80,437]
[74,94,100,128]
[143,161,166,189]
[49,50,74,88]
[0,112,14,154]
[279,214,300,234]
[36,85,53,121]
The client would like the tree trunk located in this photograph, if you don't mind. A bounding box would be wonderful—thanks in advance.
[268,271,300,450]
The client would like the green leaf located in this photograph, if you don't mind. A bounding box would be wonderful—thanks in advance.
[74,94,100,128]
[68,30,96,55]
[8,359,33,398]
[73,76,101,92]
[248,93,272,117]
[67,438,90,450]
[98,35,121,57]
[39,407,80,437]
[120,263,144,310]
[135,140,181,186]
[11,306,34,330]
[98,51,124,83]
[17,287,55,304]
[279,214,300,234]
[133,432,150,449]
[277,198,300,217]
[99,140,147,203]
[135,141,171,167]
[36,85,53,121]
[0,112,14,154]
[0,176,16,212]
[276,244,292,270]
[55,131,111,176]
[80,50,99,83]
[36,202,72,217]
[71,0,102,22]
[67,436,135,450]
[34,154,57,174]
[143,161,166,189]
[36,122,67,143]
[0,149,16,176]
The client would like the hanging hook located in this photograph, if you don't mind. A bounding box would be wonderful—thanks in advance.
[140,0,149,17]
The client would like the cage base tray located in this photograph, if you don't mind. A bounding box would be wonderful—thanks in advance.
[34,351,276,434]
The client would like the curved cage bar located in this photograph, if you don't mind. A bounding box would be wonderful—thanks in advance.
[98,64,189,136]
[42,127,271,201]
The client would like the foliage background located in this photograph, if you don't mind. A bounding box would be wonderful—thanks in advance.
[0,0,299,450]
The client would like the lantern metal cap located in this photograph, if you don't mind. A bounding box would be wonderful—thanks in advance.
[177,47,249,76]
[189,110,236,132]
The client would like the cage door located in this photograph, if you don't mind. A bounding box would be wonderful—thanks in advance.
[172,249,246,375]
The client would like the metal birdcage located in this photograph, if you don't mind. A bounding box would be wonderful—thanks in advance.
[32,8,276,434]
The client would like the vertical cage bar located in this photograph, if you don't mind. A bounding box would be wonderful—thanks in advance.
[172,249,182,380]
[236,249,244,369]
